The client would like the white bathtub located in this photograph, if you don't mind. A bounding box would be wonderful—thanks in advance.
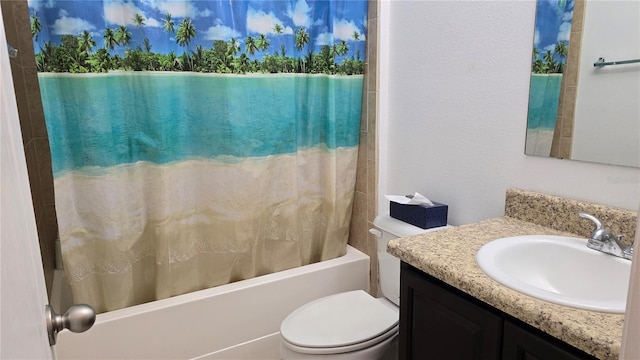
[54,245,370,359]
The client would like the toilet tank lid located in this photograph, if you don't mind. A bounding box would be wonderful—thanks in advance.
[373,214,450,237]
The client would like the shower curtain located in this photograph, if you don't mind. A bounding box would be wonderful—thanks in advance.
[30,0,367,312]
[526,0,573,156]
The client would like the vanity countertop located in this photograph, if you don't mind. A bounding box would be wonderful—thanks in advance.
[387,215,624,360]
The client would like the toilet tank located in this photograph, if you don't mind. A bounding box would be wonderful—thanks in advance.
[372,214,449,306]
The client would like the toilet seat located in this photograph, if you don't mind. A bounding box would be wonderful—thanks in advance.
[281,324,399,355]
[280,290,399,355]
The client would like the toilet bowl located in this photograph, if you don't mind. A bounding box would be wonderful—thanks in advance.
[280,214,450,359]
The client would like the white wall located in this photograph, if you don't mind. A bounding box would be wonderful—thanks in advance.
[572,0,640,168]
[378,0,640,225]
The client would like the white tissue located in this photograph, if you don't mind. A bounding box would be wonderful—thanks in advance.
[385,192,435,206]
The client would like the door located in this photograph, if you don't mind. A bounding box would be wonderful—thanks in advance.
[0,10,55,359]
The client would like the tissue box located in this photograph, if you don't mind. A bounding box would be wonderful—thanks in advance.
[390,201,448,229]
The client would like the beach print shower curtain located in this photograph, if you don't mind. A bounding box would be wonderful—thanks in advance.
[30,0,367,312]
[526,0,573,156]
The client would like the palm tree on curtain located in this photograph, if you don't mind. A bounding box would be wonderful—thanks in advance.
[133,13,145,27]
[115,25,132,52]
[228,38,240,56]
[333,40,348,73]
[132,13,146,47]
[543,50,557,74]
[143,38,152,53]
[338,40,349,56]
[30,11,42,41]
[328,44,339,73]
[142,37,153,70]
[162,13,175,35]
[227,37,240,68]
[305,49,314,73]
[352,30,361,60]
[38,41,54,71]
[245,36,258,57]
[233,53,250,73]
[532,58,547,74]
[554,41,568,73]
[256,34,270,60]
[79,30,96,54]
[273,24,287,72]
[176,18,196,71]
[163,51,179,70]
[295,27,309,73]
[273,23,284,56]
[103,28,118,51]
[192,45,205,71]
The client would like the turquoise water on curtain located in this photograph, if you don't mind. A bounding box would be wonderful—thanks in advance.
[527,74,562,130]
[39,73,363,176]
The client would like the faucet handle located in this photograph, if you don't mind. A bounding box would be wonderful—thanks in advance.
[578,212,603,231]
[578,212,617,243]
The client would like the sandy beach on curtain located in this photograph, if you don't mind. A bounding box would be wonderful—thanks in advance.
[526,128,555,156]
[54,147,359,278]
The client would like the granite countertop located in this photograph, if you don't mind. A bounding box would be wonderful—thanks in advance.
[387,216,624,360]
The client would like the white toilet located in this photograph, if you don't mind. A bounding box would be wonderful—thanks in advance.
[280,214,449,359]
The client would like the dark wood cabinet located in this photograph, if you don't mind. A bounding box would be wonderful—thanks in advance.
[502,320,591,360]
[399,261,502,359]
[399,263,598,360]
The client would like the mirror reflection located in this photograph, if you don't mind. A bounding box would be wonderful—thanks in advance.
[525,0,640,168]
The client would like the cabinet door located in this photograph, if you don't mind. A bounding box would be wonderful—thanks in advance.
[400,264,503,360]
[502,320,597,360]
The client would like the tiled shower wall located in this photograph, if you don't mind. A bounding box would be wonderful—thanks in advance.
[2,0,57,296]
[348,0,380,296]
[550,0,585,159]
[3,0,380,298]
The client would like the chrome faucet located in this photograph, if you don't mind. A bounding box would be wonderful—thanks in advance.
[578,212,633,260]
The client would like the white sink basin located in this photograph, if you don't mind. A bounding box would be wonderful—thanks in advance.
[476,235,631,313]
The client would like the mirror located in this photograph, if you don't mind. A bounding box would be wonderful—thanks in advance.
[525,0,640,168]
